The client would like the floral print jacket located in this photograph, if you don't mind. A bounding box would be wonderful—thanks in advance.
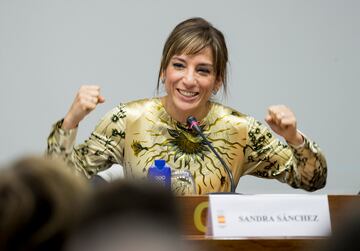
[47,98,327,194]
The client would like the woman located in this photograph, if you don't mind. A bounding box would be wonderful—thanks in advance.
[47,17,327,194]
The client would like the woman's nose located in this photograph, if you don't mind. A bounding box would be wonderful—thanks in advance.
[183,69,196,86]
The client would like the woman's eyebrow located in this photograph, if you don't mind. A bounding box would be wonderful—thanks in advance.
[171,56,213,68]
[172,56,186,62]
[198,63,213,68]
[172,57,213,66]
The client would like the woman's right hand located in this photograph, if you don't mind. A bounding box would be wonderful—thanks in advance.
[62,85,105,129]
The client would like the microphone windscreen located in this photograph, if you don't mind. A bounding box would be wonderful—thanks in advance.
[186,116,199,130]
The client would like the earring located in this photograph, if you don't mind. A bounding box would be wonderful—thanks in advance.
[161,78,165,84]
[212,89,218,95]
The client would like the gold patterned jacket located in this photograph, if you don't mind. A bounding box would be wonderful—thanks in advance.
[47,98,327,194]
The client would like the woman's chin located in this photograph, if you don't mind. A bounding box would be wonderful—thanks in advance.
[165,96,204,122]
[174,98,198,110]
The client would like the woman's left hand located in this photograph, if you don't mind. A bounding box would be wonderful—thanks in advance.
[265,105,304,146]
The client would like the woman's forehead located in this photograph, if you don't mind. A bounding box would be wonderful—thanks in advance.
[172,47,213,63]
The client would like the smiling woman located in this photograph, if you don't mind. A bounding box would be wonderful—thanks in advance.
[47,17,327,194]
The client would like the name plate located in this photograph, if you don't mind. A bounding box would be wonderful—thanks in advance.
[207,194,331,238]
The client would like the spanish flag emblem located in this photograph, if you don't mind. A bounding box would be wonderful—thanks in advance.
[217,215,226,224]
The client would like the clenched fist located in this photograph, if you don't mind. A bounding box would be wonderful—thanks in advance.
[265,105,304,146]
[62,85,105,129]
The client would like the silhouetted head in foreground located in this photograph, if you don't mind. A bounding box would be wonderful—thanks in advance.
[317,200,360,251]
[0,156,89,251]
[65,180,190,251]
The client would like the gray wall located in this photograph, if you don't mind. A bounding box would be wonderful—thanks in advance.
[0,0,358,194]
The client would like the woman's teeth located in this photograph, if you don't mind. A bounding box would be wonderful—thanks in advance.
[178,89,198,97]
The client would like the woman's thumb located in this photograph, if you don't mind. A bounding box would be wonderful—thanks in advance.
[98,95,105,104]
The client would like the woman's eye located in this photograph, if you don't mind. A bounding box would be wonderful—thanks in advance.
[198,68,210,74]
[173,63,184,68]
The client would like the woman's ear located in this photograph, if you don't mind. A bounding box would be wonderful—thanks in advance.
[160,71,166,83]
[214,78,223,93]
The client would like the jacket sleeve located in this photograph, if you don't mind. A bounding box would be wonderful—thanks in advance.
[47,104,127,178]
[242,116,327,191]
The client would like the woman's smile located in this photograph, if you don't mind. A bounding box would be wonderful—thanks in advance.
[177,89,199,98]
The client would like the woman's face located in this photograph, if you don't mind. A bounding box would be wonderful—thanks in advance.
[163,47,221,122]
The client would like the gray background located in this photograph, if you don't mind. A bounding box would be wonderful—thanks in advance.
[0,0,358,194]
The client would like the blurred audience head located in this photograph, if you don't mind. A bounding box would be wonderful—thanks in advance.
[319,200,360,251]
[0,156,89,251]
[65,180,189,251]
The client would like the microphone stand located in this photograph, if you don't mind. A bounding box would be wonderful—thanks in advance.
[187,116,236,193]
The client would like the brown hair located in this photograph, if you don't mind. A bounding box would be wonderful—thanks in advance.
[157,17,228,94]
[73,180,180,232]
[65,180,185,251]
[0,156,89,251]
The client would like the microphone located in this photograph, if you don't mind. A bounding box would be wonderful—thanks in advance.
[187,116,236,193]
